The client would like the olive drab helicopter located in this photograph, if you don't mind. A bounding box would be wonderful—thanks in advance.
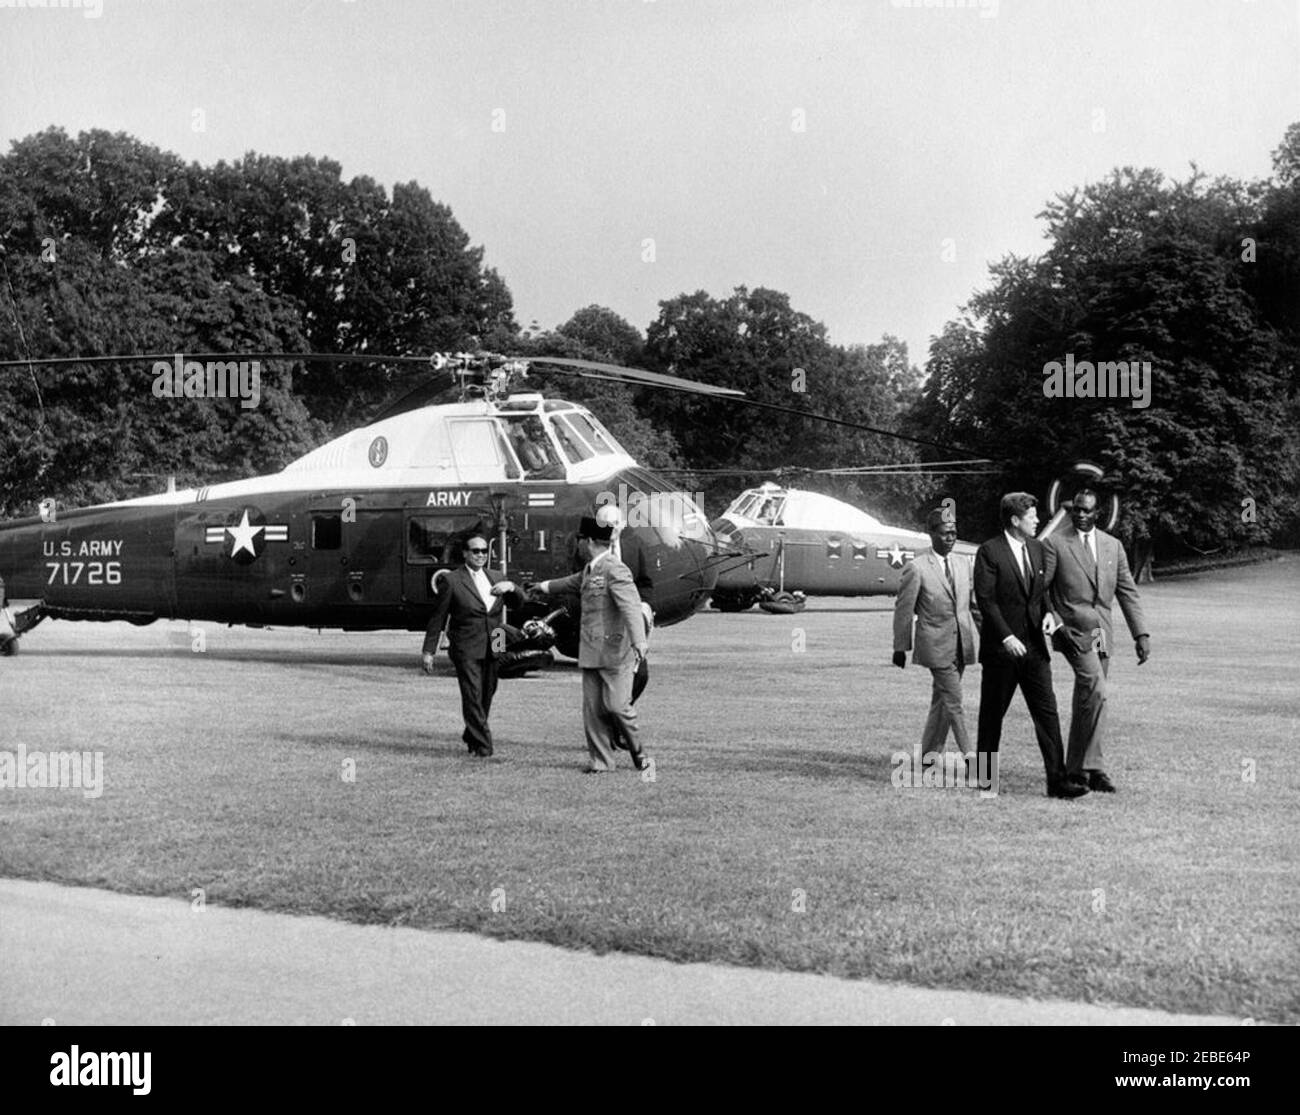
[707,482,981,612]
[0,351,749,662]
[703,459,1115,613]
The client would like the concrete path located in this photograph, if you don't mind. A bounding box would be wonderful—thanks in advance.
[0,880,1241,1025]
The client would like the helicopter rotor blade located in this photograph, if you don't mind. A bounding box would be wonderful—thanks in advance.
[522,356,744,398]
[0,352,440,370]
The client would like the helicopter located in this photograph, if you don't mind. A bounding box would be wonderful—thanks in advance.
[703,455,1118,613]
[0,351,751,661]
[707,483,982,613]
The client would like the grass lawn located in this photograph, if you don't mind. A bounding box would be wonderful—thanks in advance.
[2,557,1298,1021]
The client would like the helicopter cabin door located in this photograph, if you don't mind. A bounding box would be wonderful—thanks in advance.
[402,506,498,616]
[300,498,407,628]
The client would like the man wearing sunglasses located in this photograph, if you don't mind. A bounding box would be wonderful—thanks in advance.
[422,531,522,758]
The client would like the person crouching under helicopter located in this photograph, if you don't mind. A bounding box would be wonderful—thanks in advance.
[530,515,651,774]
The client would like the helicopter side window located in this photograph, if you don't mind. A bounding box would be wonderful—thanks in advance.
[313,515,342,551]
[550,415,594,464]
[407,515,489,565]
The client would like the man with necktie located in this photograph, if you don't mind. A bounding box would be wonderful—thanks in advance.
[892,507,980,775]
[1042,489,1150,793]
[422,530,522,758]
[973,492,1088,799]
[531,515,651,774]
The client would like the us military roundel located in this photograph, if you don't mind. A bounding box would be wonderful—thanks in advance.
[204,507,289,565]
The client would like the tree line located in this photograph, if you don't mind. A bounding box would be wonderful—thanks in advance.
[2,124,1297,562]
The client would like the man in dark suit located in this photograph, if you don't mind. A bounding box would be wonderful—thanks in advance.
[533,516,651,774]
[973,492,1088,799]
[892,507,980,769]
[421,531,522,758]
[1042,489,1150,792]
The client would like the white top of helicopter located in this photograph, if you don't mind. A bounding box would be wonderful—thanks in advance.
[719,484,933,545]
[103,395,637,508]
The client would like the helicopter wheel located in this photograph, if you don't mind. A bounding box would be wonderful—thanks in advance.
[496,649,553,678]
[710,588,757,612]
[758,591,806,615]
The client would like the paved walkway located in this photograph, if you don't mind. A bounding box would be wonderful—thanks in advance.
[0,880,1242,1025]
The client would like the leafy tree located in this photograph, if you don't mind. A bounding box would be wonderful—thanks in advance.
[908,158,1300,561]
[641,286,926,518]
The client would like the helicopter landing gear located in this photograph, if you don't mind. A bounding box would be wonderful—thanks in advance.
[709,587,759,612]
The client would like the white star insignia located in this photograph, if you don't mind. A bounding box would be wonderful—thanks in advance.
[876,543,914,569]
[226,510,265,558]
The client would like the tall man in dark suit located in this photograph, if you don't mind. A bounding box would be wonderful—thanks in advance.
[1042,489,1150,793]
[533,516,651,774]
[892,507,980,768]
[421,531,522,758]
[973,492,1088,799]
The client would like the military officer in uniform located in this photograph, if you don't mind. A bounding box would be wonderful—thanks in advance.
[532,516,651,774]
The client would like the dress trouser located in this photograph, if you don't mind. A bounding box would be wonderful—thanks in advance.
[921,662,971,754]
[452,652,497,754]
[582,664,640,771]
[1063,646,1110,775]
[976,651,1067,784]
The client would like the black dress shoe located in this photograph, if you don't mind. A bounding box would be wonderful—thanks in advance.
[1047,778,1090,799]
[1087,771,1117,793]
[632,751,652,772]
[1066,772,1089,787]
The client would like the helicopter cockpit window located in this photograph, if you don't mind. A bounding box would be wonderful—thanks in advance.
[550,415,595,464]
[566,412,617,455]
[756,497,786,525]
[503,416,565,480]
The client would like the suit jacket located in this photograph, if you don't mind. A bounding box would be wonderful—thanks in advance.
[428,566,522,661]
[1043,526,1147,656]
[973,533,1054,664]
[892,550,979,669]
[547,553,647,670]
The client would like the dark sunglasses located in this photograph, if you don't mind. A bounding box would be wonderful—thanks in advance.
[467,547,489,554]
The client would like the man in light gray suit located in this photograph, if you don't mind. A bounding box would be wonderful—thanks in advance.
[533,516,651,774]
[893,508,980,767]
[1042,490,1150,793]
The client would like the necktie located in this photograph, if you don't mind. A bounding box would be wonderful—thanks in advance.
[1020,544,1032,586]
[943,555,955,593]
[1085,533,1095,565]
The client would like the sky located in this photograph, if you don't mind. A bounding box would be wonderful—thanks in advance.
[1,0,1297,368]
